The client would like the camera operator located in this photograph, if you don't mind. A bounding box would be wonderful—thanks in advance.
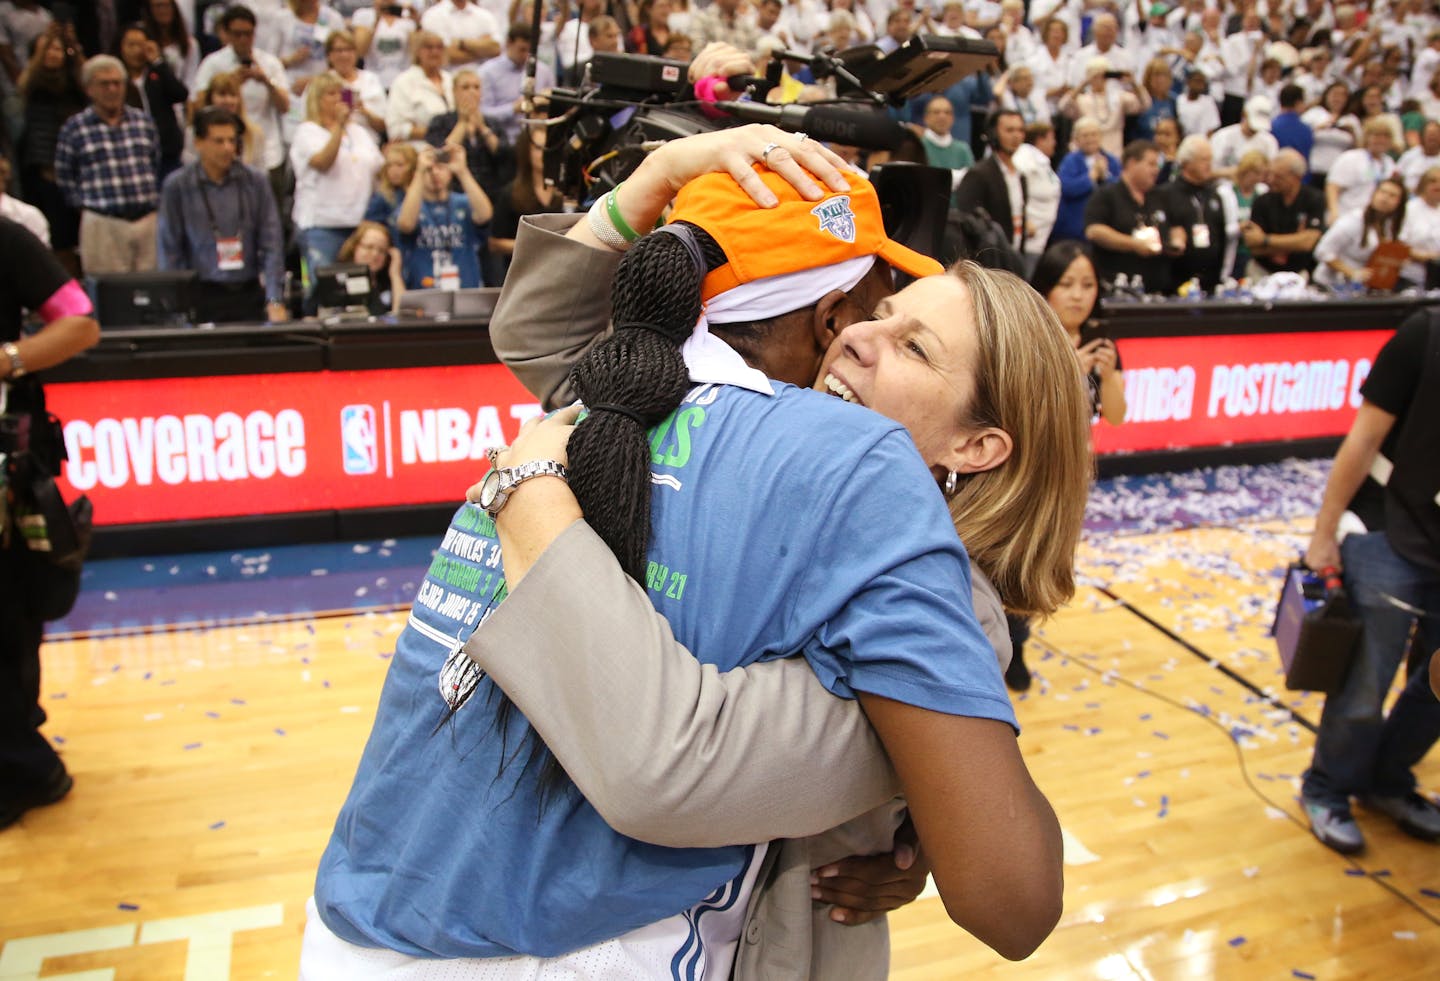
[0,216,100,830]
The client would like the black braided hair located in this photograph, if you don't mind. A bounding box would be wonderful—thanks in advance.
[566,222,728,581]
[435,222,729,812]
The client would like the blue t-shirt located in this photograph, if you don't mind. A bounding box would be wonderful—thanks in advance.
[1134,98,1176,140]
[1272,111,1314,163]
[394,192,487,289]
[315,382,1015,959]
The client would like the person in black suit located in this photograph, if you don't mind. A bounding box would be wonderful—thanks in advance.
[955,109,1029,254]
[116,21,189,180]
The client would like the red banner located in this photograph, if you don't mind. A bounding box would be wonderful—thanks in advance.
[46,364,542,526]
[1092,329,1392,454]
[43,327,1396,527]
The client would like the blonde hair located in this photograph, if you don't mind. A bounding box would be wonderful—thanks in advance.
[1362,114,1395,141]
[1419,166,1440,197]
[946,262,1092,617]
[412,29,445,64]
[378,141,419,198]
[304,71,343,123]
[1236,148,1268,178]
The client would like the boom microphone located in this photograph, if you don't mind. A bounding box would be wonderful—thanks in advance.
[711,101,905,151]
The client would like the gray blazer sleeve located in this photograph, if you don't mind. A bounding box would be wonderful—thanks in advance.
[489,213,621,410]
[466,521,900,847]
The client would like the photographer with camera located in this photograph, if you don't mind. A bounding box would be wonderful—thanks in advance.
[0,216,100,830]
[394,142,492,289]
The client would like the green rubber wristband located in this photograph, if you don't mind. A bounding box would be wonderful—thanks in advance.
[605,184,641,244]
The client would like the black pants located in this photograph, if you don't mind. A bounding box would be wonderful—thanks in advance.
[194,279,266,324]
[0,537,62,805]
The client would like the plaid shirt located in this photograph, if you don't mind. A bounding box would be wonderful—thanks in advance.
[54,106,161,216]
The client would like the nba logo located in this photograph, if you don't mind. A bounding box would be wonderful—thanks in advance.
[341,404,378,475]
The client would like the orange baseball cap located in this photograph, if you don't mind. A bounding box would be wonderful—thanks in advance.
[667,167,944,302]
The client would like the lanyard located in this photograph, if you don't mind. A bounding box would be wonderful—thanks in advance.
[195,167,246,239]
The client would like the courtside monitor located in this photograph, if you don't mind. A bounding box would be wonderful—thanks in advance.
[93,270,197,328]
[315,263,373,315]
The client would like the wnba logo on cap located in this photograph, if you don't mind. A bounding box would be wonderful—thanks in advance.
[811,196,856,243]
[341,404,378,475]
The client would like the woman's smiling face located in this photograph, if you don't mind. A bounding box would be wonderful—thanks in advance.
[815,275,981,473]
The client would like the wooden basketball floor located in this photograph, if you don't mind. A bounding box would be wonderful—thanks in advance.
[4,515,1439,980]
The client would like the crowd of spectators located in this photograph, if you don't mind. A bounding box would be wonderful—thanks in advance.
[882,0,1440,296]
[3,0,1440,320]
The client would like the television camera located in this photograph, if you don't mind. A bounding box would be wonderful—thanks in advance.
[531,35,999,206]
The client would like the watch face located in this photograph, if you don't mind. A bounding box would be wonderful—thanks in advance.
[478,469,503,510]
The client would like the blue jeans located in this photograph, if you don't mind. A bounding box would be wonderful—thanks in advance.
[299,226,354,311]
[1302,532,1440,807]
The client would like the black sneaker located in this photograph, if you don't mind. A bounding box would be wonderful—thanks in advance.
[1362,792,1440,842]
[0,766,74,831]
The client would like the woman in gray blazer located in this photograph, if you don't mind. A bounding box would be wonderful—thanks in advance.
[462,126,1093,977]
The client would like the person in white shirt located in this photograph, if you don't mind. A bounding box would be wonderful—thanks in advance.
[1068,14,1133,89]
[1060,56,1148,158]
[1401,166,1440,284]
[1398,122,1440,194]
[289,73,384,308]
[1313,176,1407,288]
[1125,0,1179,69]
[324,31,386,142]
[1291,46,1335,106]
[773,0,828,55]
[557,0,609,77]
[1029,0,1079,55]
[264,0,346,97]
[1030,17,1073,115]
[1218,10,1264,120]
[1410,30,1440,101]
[1302,80,1360,187]
[193,5,292,173]
[996,0,1035,63]
[1210,95,1279,180]
[1326,116,1399,223]
[422,0,502,67]
[0,157,49,245]
[1014,121,1061,274]
[996,65,1051,127]
[351,1,420,90]
[386,29,454,141]
[827,0,874,43]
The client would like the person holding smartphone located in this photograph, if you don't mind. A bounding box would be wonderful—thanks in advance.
[1058,57,1149,158]
[324,30,386,141]
[289,72,384,310]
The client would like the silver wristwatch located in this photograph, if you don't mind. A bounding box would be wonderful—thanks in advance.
[2,341,25,379]
[477,459,569,517]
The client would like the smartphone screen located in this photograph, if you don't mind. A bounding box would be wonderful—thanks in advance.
[340,88,354,107]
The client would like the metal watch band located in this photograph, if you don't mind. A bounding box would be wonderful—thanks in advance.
[483,459,569,517]
[2,341,25,379]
